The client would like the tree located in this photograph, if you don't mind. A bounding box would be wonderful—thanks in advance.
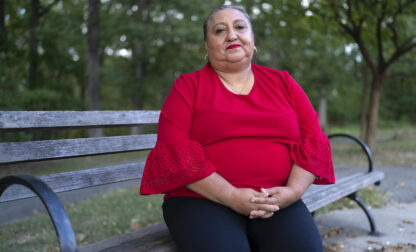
[0,0,6,56]
[28,0,59,88]
[253,0,356,132]
[87,0,102,137]
[310,0,416,150]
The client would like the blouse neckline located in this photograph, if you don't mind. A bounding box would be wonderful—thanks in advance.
[211,63,257,97]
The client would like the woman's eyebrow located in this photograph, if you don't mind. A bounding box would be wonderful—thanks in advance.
[212,22,226,30]
[233,19,247,24]
[212,19,247,30]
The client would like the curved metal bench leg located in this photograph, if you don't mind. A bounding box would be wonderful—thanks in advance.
[0,175,78,252]
[347,192,381,236]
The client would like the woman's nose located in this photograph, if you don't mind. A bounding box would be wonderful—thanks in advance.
[226,29,237,41]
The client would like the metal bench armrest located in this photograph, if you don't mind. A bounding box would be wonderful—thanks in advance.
[329,133,374,173]
[0,175,78,252]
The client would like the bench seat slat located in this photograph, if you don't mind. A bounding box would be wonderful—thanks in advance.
[303,171,384,212]
[0,111,160,130]
[304,172,373,196]
[0,161,145,202]
[0,134,157,163]
[79,222,175,252]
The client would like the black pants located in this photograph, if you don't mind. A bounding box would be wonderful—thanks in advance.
[163,197,323,252]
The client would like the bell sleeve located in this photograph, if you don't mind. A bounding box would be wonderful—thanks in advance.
[284,72,335,184]
[140,75,216,195]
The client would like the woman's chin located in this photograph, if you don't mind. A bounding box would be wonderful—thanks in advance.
[225,54,250,64]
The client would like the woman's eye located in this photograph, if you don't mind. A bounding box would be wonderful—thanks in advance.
[215,28,225,34]
[236,25,245,30]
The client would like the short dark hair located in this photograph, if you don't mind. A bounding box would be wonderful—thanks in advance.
[203,5,252,41]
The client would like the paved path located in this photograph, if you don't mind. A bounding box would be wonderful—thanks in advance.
[318,166,416,251]
[317,202,416,251]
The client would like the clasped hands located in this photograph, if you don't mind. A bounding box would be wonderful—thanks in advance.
[230,186,301,219]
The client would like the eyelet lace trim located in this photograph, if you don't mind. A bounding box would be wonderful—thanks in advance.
[290,133,335,184]
[140,140,216,194]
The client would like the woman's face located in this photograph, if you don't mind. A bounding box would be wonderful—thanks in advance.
[205,8,255,69]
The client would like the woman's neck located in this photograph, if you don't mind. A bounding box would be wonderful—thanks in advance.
[214,63,254,95]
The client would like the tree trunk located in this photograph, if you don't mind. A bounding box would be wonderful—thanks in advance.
[360,64,369,140]
[29,0,40,88]
[365,76,383,151]
[130,0,151,135]
[130,40,146,135]
[87,0,102,137]
[0,0,6,55]
[318,89,328,134]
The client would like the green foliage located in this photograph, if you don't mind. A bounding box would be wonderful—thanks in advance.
[0,0,415,124]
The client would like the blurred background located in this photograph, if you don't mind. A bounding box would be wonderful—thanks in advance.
[1,0,415,142]
[0,0,415,250]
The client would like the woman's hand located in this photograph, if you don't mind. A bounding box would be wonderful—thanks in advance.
[249,186,301,219]
[228,188,280,216]
[249,163,316,219]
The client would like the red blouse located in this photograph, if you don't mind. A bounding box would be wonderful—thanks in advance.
[140,63,335,199]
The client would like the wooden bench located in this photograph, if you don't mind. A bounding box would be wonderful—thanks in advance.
[0,111,384,252]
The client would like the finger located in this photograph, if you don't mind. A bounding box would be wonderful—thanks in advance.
[250,196,278,205]
[250,209,275,219]
[256,203,279,213]
[260,212,274,219]
[264,186,283,195]
[249,210,269,219]
[261,188,269,197]
[253,189,269,198]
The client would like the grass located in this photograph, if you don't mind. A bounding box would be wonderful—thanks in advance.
[315,186,386,215]
[0,189,163,251]
[1,124,414,251]
[330,125,416,167]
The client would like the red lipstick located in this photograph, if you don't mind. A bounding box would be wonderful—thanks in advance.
[227,44,241,49]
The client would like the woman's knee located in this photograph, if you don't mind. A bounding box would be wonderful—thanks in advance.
[248,200,323,252]
[163,197,251,252]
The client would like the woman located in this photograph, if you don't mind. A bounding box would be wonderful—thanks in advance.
[140,5,335,252]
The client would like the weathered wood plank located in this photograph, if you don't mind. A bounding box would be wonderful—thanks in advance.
[303,171,384,212]
[0,134,157,163]
[0,161,145,202]
[79,222,176,252]
[304,172,372,196]
[0,111,160,130]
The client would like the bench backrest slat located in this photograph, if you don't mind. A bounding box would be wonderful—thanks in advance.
[0,161,145,202]
[0,134,157,163]
[0,111,160,130]
[0,111,158,202]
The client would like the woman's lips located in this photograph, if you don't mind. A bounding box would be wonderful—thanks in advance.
[226,44,241,49]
